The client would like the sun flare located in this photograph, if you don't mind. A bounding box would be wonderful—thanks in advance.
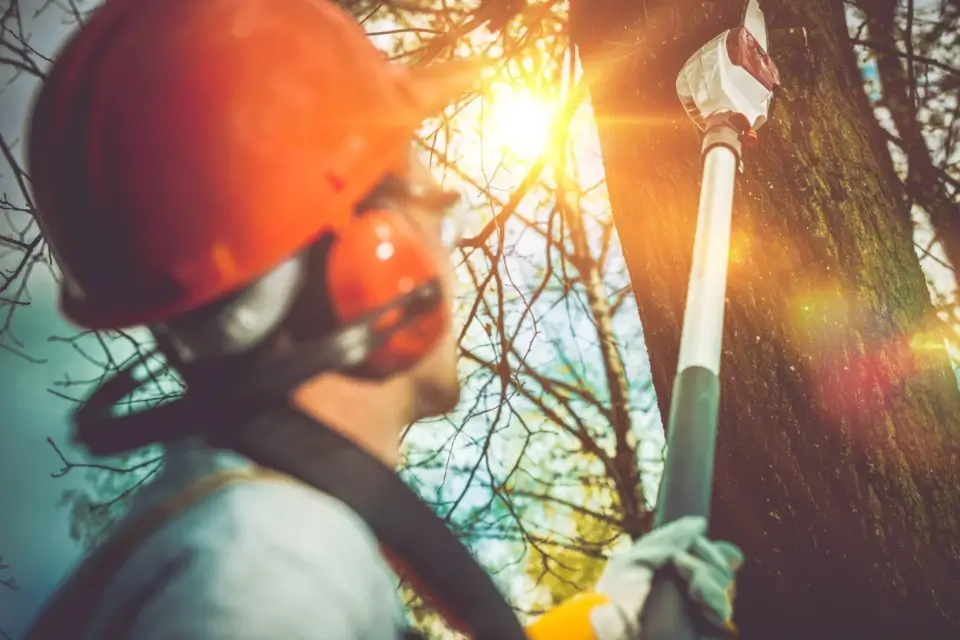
[485,82,557,160]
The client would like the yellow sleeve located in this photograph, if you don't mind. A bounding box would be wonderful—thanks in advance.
[524,592,611,640]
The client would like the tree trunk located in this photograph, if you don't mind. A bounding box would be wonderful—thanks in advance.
[569,0,960,637]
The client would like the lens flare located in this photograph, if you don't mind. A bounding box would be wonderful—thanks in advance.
[485,82,557,160]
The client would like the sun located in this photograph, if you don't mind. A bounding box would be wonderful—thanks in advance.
[484,82,557,161]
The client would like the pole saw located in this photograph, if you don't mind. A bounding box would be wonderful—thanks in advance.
[639,1,781,638]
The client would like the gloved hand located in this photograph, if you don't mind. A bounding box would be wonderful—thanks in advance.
[590,516,743,640]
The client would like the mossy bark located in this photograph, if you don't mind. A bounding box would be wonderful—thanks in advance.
[569,0,960,637]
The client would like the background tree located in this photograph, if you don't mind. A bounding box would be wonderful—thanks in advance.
[855,0,960,276]
[569,0,960,636]
[851,0,960,347]
[1,0,957,638]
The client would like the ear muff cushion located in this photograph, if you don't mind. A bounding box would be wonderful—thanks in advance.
[326,209,448,376]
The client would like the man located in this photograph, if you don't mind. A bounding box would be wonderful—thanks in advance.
[24,0,743,638]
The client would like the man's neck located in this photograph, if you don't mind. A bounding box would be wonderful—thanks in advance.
[290,373,411,467]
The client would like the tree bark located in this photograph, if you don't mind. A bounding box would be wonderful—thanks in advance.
[569,0,960,637]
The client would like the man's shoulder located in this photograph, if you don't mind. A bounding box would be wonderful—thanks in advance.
[126,465,397,587]
[87,456,405,638]
[170,470,379,554]
[124,442,385,566]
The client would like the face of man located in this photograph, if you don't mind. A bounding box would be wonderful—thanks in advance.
[399,154,463,420]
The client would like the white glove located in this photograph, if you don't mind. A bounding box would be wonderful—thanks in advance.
[589,516,743,640]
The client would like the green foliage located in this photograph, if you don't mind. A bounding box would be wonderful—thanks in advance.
[521,492,616,608]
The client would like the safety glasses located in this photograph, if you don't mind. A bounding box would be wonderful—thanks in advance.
[369,174,466,253]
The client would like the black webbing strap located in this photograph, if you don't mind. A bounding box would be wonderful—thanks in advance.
[211,404,527,640]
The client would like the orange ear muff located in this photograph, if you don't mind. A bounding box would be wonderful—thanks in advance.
[326,209,449,377]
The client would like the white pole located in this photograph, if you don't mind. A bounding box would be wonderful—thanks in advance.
[675,144,738,376]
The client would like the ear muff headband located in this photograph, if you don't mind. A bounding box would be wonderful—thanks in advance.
[155,252,308,364]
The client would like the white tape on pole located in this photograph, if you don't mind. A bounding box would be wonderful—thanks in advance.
[676,144,738,376]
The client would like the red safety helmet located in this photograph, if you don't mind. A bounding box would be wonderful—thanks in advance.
[27,0,475,370]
